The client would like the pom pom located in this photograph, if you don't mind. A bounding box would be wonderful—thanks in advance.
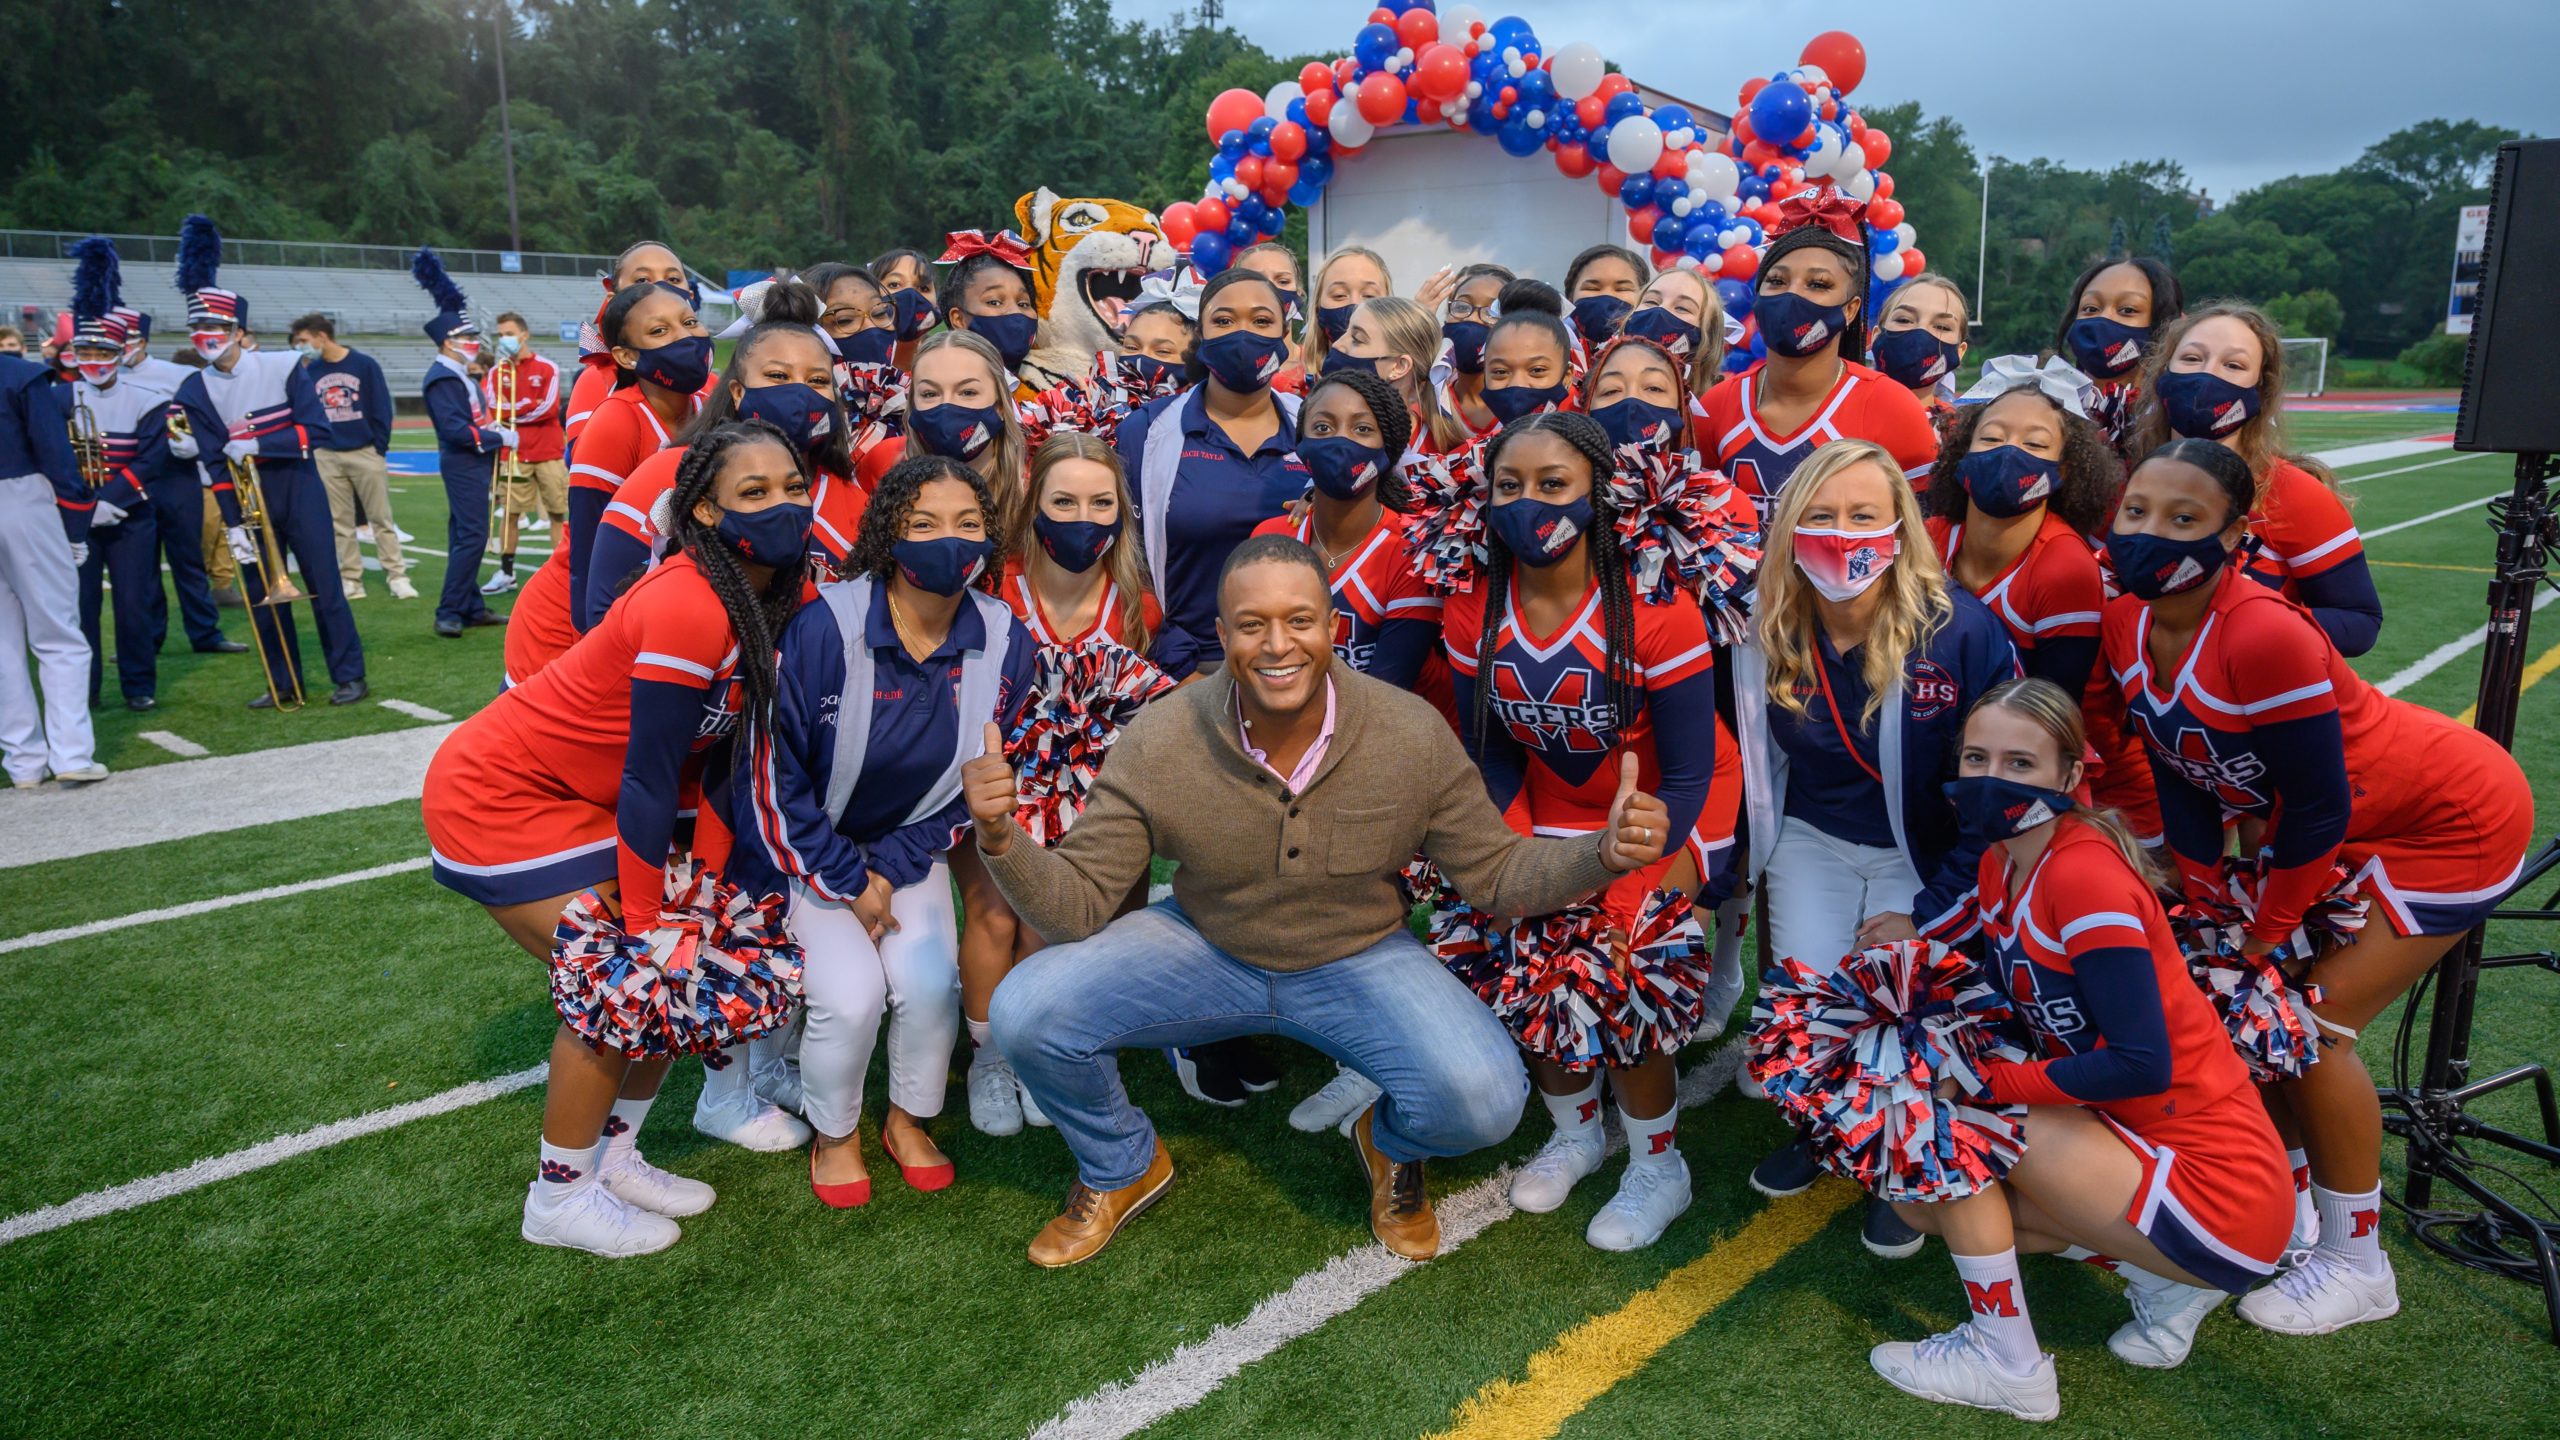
[549,861,804,1058]
[1016,351,1183,452]
[1404,443,1492,595]
[410,246,470,315]
[175,214,223,295]
[1745,938,2029,1202]
[1606,447,1761,640]
[1427,885,1711,1070]
[836,359,909,432]
[1006,641,1177,847]
[70,236,122,322]
[2172,855,2361,1081]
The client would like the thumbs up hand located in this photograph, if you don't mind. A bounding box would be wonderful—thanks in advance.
[1599,750,1671,875]
[963,719,1021,857]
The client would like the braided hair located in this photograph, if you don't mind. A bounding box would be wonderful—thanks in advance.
[1301,367,1418,512]
[1469,410,1641,766]
[1489,277,1572,357]
[666,420,810,725]
[846,453,1009,591]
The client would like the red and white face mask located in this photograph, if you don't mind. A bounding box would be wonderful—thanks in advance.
[191,329,236,363]
[446,338,482,365]
[77,358,121,385]
[1793,521,1900,603]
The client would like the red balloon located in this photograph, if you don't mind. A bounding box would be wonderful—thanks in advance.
[1866,197,1906,230]
[1720,245,1760,283]
[1768,176,1804,203]
[1651,146,1690,180]
[1261,182,1290,208]
[1793,126,1816,150]
[1738,76,1768,108]
[1872,172,1895,200]
[1575,94,1608,131]
[1800,30,1868,94]
[1206,88,1264,144]
[1819,97,1839,122]
[1413,42,1469,102]
[1624,205,1661,240]
[1299,62,1336,95]
[1900,247,1926,275]
[1650,247,1681,271]
[1595,73,1634,99]
[1847,111,1867,139]
[1859,128,1893,169]
[1270,121,1308,162]
[1356,71,1407,126]
[1159,202,1199,248]
[1594,162,1627,194]
[1553,141,1596,178]
[1395,7,1438,48]
[1334,57,1360,87]
[1750,202,1783,228]
[1235,155,1266,190]
[1741,140,1778,170]
[1195,196,1232,233]
[1730,115,1757,147]
[1265,160,1300,192]
[1368,6,1395,21]
[1305,89,1336,128]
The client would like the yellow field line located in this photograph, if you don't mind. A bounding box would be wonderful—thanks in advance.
[2372,560,2495,575]
[1424,1182,1859,1440]
[2458,636,2560,727]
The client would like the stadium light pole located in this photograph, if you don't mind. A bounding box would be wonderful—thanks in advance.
[1973,162,1991,336]
[494,2,523,255]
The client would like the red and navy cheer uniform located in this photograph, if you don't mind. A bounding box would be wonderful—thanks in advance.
[67,370,170,704]
[585,447,872,630]
[424,553,744,930]
[1690,360,1941,521]
[999,561,1160,652]
[2241,458,2381,658]
[2105,568,2532,939]
[1116,385,1309,679]
[1251,508,1454,727]
[565,384,690,632]
[1978,817,2290,1294]
[424,353,509,630]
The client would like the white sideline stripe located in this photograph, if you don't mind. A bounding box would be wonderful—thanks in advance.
[2341,453,2477,486]
[0,723,457,868]
[1027,1038,1745,1440]
[378,698,453,722]
[2378,586,2560,697]
[2311,437,2452,469]
[137,731,208,758]
[2366,494,2494,540]
[0,858,432,956]
[0,1063,548,1247]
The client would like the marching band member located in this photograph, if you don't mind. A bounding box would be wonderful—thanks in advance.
[63,241,165,711]
[111,305,239,621]
[565,241,692,448]
[412,249,512,638]
[2102,438,2531,1335]
[2129,303,2382,657]
[286,313,414,604]
[0,337,103,785]
[2056,257,2183,458]
[1433,264,1513,443]
[1868,678,2289,1421]
[424,419,816,1256]
[166,215,368,708]
[748,454,1035,1205]
[1869,273,1971,423]
[481,312,568,595]
[568,278,710,631]
[1562,242,1650,351]
[934,230,1042,387]
[1300,245,1390,383]
[0,328,22,356]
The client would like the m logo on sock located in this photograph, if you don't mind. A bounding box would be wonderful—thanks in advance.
[1577,1097,1602,1123]
[2351,1208,2379,1238]
[1648,1130,1675,1155]
[1964,1279,2021,1318]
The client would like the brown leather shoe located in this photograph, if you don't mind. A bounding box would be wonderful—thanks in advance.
[1352,1107,1439,1260]
[1027,1137,1174,1268]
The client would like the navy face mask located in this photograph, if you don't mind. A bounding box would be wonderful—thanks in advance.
[1320,348,1382,379]
[733,382,836,455]
[1316,303,1357,345]
[1571,294,1634,348]
[890,287,939,340]
[1488,495,1592,567]
[1754,290,1849,358]
[1622,305,1700,358]
[892,535,993,596]
[1590,396,1684,452]
[838,328,896,368]
[2106,527,2232,600]
[1298,435,1389,501]
[1943,775,2076,841]
[1871,326,1961,388]
[2065,316,2149,379]
[1032,514,1119,574]
[965,311,1038,370]
[631,334,715,393]
[1273,286,1303,325]
[2156,369,2262,439]
[1955,445,2060,519]
[909,400,1005,462]
[716,501,812,568]
[1483,380,1567,425]
[1197,329,1290,393]
[1442,319,1491,375]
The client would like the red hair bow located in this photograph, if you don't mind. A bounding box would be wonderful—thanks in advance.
[1771,185,1867,246]
[937,229,1034,268]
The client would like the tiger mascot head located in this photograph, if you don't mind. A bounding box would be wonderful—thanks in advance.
[1013,186,1171,391]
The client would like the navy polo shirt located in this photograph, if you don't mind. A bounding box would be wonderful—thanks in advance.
[1770,631,1898,849]
[838,582,991,843]
[1118,386,1310,678]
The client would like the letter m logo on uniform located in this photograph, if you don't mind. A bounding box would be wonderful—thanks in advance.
[1964,1279,2021,1317]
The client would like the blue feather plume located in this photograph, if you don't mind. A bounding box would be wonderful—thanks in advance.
[70,236,122,321]
[175,214,222,294]
[410,247,468,313]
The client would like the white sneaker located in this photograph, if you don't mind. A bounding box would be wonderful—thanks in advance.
[2237,1250,2400,1335]
[1736,1064,1766,1100]
[386,575,419,600]
[601,1147,716,1218]
[693,1082,811,1152]
[751,1057,804,1115]
[968,1054,1026,1137]
[1869,1323,2060,1423]
[1289,1065,1382,1134]
[394,526,416,543]
[1509,1125,1607,1213]
[1586,1155,1692,1251]
[521,1182,680,1258]
[2109,1277,2226,1368]
[1017,1074,1052,1128]
[525,517,552,533]
[480,570,518,595]
[343,584,369,601]
[52,764,110,786]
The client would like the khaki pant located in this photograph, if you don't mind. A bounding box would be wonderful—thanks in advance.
[315,447,408,587]
[201,503,236,590]
[498,458,570,519]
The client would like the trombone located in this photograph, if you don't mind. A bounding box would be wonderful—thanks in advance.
[168,407,306,711]
[67,394,108,494]
[488,358,527,558]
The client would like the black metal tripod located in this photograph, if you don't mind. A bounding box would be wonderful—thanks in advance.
[2380,450,2560,1343]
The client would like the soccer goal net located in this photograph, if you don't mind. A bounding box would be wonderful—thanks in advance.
[2280,337,2329,397]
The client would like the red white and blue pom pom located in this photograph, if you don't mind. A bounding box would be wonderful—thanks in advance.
[836,360,908,431]
[1745,939,2029,1203]
[1606,447,1762,642]
[550,861,805,1058]
[2171,855,2358,1080]
[1405,445,1491,595]
[1007,640,1177,848]
[1613,887,1716,1063]
[2199,854,2371,955]
[1427,886,1708,1071]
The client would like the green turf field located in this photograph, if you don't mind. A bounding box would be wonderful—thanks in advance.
[7,406,2559,1437]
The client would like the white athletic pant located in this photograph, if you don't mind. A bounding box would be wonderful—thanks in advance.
[0,474,96,782]
[790,864,960,1139]
[1762,817,1922,979]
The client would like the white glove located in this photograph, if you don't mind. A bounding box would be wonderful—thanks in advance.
[166,420,200,459]
[222,437,259,463]
[226,526,258,565]
[92,500,128,528]
[69,541,89,566]
[487,426,519,451]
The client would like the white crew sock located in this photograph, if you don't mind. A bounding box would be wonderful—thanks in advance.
[2314,1183,2386,1273]
[967,1016,994,1052]
[531,1136,604,1206]
[2287,1148,2317,1243]
[603,1093,656,1162]
[699,1042,749,1104]
[1951,1249,2040,1374]
[1542,1074,1604,1141]
[1620,1096,1682,1171]
[2056,1244,2121,1274]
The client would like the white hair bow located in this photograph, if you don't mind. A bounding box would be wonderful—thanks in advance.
[1129,268,1205,323]
[1961,353,2097,418]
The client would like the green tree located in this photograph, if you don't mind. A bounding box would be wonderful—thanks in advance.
[2263,289,2345,342]
[2176,215,2340,307]
[2354,119,2524,205]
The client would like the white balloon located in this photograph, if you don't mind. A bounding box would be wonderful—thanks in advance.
[1873,253,1906,282]
[1663,126,1696,150]
[1702,252,1724,275]
[1551,41,1607,100]
[1720,225,1749,248]
[1386,51,1408,73]
[1689,150,1741,201]
[1441,4,1486,39]
[1329,108,1376,148]
[1676,254,1703,271]
[1606,115,1665,175]
[1894,222,1917,249]
[1507,56,1528,78]
[1466,81,1483,99]
[1672,197,1694,217]
[1840,169,1877,201]
[1264,82,1303,121]
[1527,109,1546,130]
[1226,179,1249,201]
[1798,63,1830,86]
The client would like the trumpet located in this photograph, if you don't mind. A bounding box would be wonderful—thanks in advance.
[67,394,108,494]
[169,407,305,711]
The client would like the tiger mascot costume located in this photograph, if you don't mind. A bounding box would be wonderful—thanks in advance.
[1013,186,1172,393]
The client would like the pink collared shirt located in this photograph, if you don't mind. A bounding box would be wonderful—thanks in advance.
[1237,676,1337,793]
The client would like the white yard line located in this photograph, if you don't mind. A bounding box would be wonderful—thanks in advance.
[136,731,209,758]
[2365,495,2495,541]
[2378,586,2560,697]
[0,857,432,956]
[378,698,454,722]
[2311,437,2453,469]
[2340,453,2479,486]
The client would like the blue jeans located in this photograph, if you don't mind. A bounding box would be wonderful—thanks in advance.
[991,902,1529,1190]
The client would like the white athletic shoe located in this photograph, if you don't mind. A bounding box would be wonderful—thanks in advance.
[521,1183,680,1258]
[751,1056,804,1115]
[1586,1154,1692,1251]
[968,1054,1026,1137]
[1508,1126,1607,1214]
[480,570,518,595]
[342,584,369,601]
[693,1083,811,1152]
[386,576,420,600]
[2236,1250,2400,1335]
[1869,1323,2060,1423]
[1289,1065,1382,1134]
[1018,1074,1052,1128]
[2108,1278,2227,1368]
[601,1147,716,1218]
[525,517,552,533]
[1736,1064,1766,1100]
[52,765,110,786]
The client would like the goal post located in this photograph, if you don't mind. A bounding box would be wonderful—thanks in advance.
[2280,337,2329,397]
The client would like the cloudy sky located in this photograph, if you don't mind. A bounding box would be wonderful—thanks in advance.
[1110,0,2557,202]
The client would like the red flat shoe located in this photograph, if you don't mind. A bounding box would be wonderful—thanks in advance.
[810,1139,871,1209]
[898,1157,956,1192]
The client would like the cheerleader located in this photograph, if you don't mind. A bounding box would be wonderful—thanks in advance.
[1733,438,2020,1256]
[1621,266,1730,402]
[566,278,710,632]
[1479,280,1578,427]
[2103,438,2532,1335]
[2055,256,2183,459]
[934,230,1041,383]
[907,329,1032,524]
[959,432,1162,1136]
[1300,245,1391,382]
[1561,243,1649,352]
[1870,273,1971,423]
[749,454,1035,1205]
[1232,241,1305,330]
[1437,411,1739,1250]
[1868,678,2290,1421]
[806,262,899,371]
[422,421,816,1257]
[2128,303,2382,657]
[1691,187,1940,517]
[866,246,940,368]
[1322,296,1465,456]
[564,241,692,446]
[1434,263,1513,442]
[1118,293,1196,386]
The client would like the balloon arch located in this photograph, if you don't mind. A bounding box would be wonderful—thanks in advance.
[1158,6,1921,373]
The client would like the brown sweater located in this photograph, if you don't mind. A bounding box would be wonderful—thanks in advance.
[981,666,1619,973]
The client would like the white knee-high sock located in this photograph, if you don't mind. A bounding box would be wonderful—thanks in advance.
[2314,1184,2386,1273]
[2288,1148,2318,1244]
[967,1016,994,1052]
[1951,1249,2040,1373]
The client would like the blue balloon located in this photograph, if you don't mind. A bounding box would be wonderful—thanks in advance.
[1692,200,1729,233]
[1651,212,1688,250]
[1653,104,1693,137]
[1618,173,1656,210]
[1748,80,1812,143]
[1604,91,1647,125]
[1234,195,1268,227]
[1209,154,1237,182]
[1652,177,1689,209]
[1868,227,1899,255]
[1715,278,1754,317]
[1489,16,1537,50]
[1248,116,1277,146]
[1287,98,1309,125]
[1354,23,1399,67]
[1732,217,1765,247]
[1191,231,1233,274]
[1515,68,1555,105]
[1289,179,1325,207]
[1305,127,1331,158]
[1219,130,1247,158]
[1299,154,1333,186]
[1684,226,1720,261]
[1498,120,1544,158]
[1227,216,1256,246]
[1469,101,1501,136]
